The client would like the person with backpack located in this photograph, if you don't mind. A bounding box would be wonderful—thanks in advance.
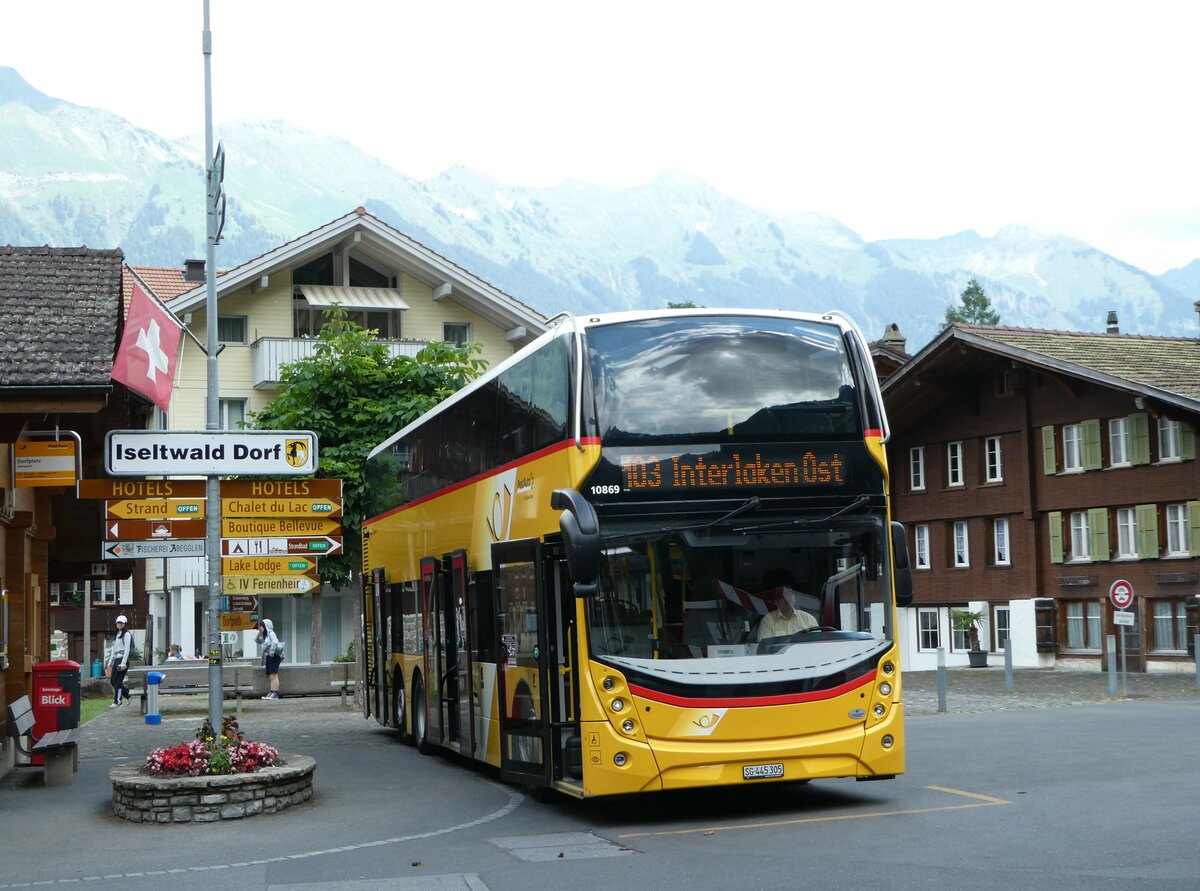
[255,618,283,700]
[109,615,133,707]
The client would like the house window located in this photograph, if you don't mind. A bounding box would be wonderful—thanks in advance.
[1116,507,1138,558]
[1165,503,1189,556]
[918,608,941,650]
[1152,600,1189,651]
[217,315,248,345]
[1065,601,1102,649]
[909,446,925,492]
[992,605,1011,651]
[985,436,1003,482]
[951,615,971,652]
[1069,511,1090,561]
[953,521,969,567]
[1109,417,1130,467]
[993,517,1010,566]
[219,398,247,430]
[1062,424,1083,472]
[1159,417,1182,461]
[93,580,118,604]
[443,323,471,346]
[50,582,85,607]
[947,441,964,487]
[914,524,930,569]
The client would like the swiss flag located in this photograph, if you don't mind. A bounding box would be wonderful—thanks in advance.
[111,280,185,413]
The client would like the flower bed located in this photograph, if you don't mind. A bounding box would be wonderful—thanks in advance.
[110,755,315,823]
[110,714,314,823]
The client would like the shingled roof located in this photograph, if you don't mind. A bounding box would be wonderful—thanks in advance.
[883,323,1200,431]
[0,246,123,389]
[956,325,1200,401]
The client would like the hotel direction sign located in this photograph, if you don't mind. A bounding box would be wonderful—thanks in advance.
[106,519,206,541]
[221,536,343,556]
[104,430,318,476]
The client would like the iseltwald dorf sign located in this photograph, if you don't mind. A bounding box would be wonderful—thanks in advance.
[105,430,318,476]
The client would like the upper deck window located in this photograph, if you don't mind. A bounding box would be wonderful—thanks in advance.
[587,316,861,445]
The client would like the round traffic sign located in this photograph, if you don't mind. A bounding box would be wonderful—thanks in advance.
[1109,578,1134,610]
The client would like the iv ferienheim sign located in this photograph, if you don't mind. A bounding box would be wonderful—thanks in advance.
[105,430,318,476]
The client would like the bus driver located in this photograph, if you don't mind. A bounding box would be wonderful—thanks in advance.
[757,569,819,641]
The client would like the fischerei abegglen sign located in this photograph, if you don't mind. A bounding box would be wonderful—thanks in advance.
[105,430,318,476]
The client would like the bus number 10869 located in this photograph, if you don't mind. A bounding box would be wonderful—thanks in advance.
[590,484,622,496]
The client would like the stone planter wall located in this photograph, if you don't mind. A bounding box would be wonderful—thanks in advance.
[110,754,315,823]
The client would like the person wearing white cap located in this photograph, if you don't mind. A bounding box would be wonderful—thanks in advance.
[109,615,133,707]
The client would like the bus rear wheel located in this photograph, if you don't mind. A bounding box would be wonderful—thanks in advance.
[413,676,434,755]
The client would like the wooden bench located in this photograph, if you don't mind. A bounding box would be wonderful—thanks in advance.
[5,695,81,786]
[127,664,252,715]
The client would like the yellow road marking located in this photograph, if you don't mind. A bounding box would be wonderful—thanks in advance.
[617,786,1012,839]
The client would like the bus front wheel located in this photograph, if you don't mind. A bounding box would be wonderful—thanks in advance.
[413,676,434,755]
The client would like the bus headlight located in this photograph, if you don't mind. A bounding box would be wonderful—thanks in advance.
[622,719,635,733]
[614,752,628,767]
[881,735,894,749]
[602,677,616,692]
[879,682,892,697]
[611,698,625,712]
[873,703,886,717]
[882,661,895,675]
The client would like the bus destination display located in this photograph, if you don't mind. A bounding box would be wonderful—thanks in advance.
[601,446,852,495]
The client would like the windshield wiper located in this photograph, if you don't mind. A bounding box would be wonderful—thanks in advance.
[733,493,871,532]
[653,496,762,535]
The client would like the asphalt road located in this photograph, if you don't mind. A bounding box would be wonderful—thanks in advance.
[2,668,1197,890]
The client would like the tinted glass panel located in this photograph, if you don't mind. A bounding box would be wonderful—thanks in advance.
[587,316,859,446]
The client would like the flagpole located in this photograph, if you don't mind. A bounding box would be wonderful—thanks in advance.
[202,0,223,733]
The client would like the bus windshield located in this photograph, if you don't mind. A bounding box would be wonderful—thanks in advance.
[587,315,860,445]
[588,513,892,663]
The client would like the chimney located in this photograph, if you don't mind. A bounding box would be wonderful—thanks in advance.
[881,322,907,354]
[1106,311,1119,335]
[183,259,206,283]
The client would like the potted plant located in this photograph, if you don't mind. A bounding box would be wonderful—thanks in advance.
[950,608,989,667]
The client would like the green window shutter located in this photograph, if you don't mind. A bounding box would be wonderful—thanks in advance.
[1182,425,1195,461]
[1088,507,1109,560]
[1048,511,1064,563]
[1189,501,1200,557]
[1136,503,1159,559]
[1082,419,1102,470]
[1041,426,1057,475]
[1130,413,1150,465]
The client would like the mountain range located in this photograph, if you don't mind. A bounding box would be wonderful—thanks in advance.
[3,65,1198,353]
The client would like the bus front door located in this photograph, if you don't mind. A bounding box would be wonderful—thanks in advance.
[419,556,444,746]
[494,539,553,788]
[442,549,472,753]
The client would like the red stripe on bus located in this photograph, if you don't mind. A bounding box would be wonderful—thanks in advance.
[365,437,601,525]
[627,671,876,708]
[864,428,882,438]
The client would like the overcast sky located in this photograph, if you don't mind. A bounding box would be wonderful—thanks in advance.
[5,1,1199,273]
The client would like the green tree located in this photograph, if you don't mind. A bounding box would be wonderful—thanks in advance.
[251,306,487,662]
[942,278,1000,330]
[667,300,699,309]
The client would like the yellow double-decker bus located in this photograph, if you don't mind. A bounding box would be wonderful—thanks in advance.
[361,308,912,798]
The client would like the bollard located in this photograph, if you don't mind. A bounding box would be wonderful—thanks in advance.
[1004,638,1013,693]
[936,647,947,713]
[145,670,165,725]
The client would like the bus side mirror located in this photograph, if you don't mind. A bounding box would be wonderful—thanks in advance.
[551,488,601,595]
[890,521,913,608]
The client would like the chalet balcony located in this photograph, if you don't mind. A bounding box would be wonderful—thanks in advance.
[251,336,429,388]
